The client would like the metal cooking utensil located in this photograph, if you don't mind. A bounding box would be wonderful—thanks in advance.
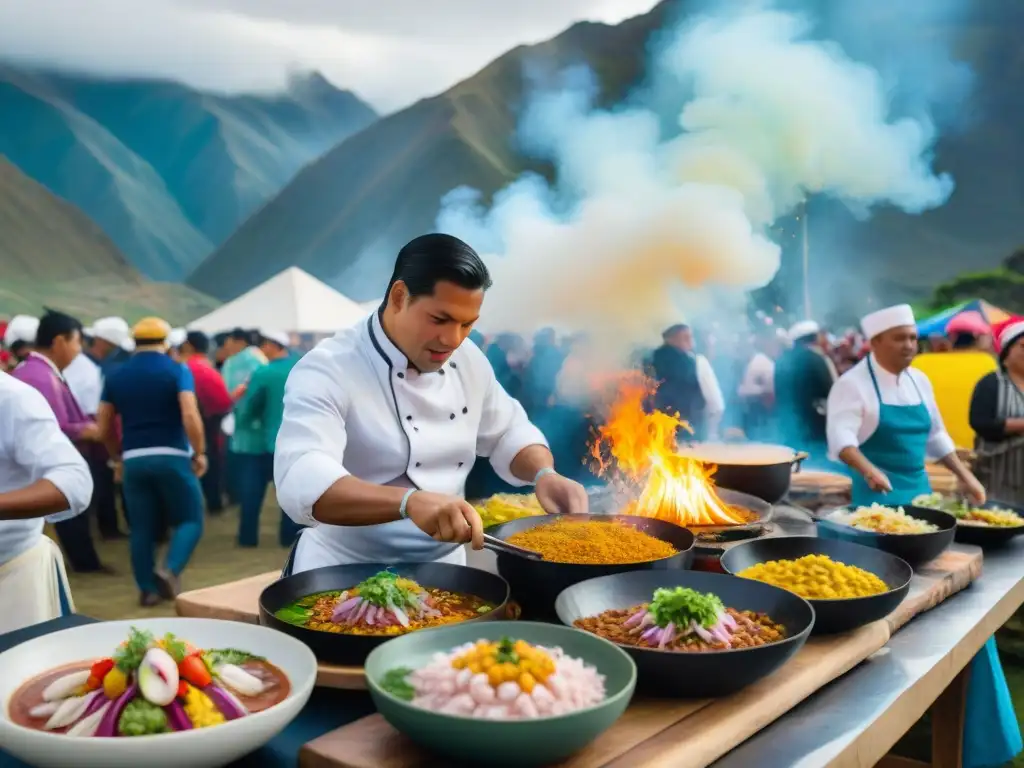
[482,533,544,561]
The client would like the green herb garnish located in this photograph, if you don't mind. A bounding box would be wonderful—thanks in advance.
[274,605,313,625]
[494,637,520,664]
[649,587,724,629]
[161,633,189,663]
[381,667,415,701]
[356,570,416,609]
[113,626,155,672]
[204,648,265,668]
[477,605,492,614]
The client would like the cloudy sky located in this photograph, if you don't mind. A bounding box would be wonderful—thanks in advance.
[0,0,660,111]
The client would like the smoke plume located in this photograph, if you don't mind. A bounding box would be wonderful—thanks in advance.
[437,4,957,358]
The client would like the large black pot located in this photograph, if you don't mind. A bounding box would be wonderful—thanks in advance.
[259,563,510,666]
[677,442,808,504]
[954,500,1024,548]
[487,514,695,622]
[555,570,814,697]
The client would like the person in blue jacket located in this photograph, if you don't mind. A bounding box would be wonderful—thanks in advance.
[827,303,1021,768]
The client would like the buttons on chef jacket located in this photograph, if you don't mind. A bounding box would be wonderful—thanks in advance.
[462,407,468,414]
[396,372,405,379]
[450,413,455,420]
[406,415,412,421]
[450,362,458,369]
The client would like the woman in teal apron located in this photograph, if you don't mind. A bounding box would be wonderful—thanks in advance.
[851,358,1021,767]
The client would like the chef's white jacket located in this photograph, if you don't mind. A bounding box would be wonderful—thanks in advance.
[696,354,725,429]
[825,354,956,462]
[0,373,93,566]
[63,352,102,415]
[738,352,775,398]
[274,312,548,571]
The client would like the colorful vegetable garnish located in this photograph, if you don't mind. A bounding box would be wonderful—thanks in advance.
[913,493,1024,528]
[16,626,288,738]
[623,587,737,649]
[326,570,445,630]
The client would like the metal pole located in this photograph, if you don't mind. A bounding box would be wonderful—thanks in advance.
[802,201,811,319]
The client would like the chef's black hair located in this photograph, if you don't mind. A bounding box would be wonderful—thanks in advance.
[384,233,492,305]
[36,310,82,349]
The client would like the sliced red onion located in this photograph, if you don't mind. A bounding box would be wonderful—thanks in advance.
[365,605,378,625]
[94,683,137,738]
[640,626,661,643]
[658,622,676,649]
[693,622,715,643]
[624,610,646,629]
[720,612,738,630]
[164,700,193,731]
[392,605,410,627]
[203,684,248,721]
[82,689,111,719]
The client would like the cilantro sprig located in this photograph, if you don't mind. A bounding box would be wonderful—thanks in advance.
[649,587,724,629]
[114,626,155,672]
[380,667,415,701]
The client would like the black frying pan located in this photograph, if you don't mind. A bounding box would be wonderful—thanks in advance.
[259,562,510,665]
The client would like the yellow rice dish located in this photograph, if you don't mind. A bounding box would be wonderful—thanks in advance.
[828,504,939,535]
[474,493,547,528]
[737,554,889,600]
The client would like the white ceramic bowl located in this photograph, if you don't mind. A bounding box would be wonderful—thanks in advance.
[0,618,317,768]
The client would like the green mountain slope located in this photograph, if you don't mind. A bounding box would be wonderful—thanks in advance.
[0,68,377,281]
[187,0,1024,308]
[0,156,217,323]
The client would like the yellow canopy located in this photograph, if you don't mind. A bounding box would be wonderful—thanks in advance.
[912,351,998,449]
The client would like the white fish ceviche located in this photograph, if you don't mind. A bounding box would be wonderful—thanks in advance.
[829,504,939,534]
[379,637,606,719]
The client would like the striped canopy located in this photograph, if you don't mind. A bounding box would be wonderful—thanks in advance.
[916,299,1012,337]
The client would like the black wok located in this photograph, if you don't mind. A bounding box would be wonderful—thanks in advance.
[955,500,1024,548]
[259,562,510,666]
[486,514,695,622]
[815,505,956,566]
[677,442,808,504]
[720,536,911,635]
[555,570,814,697]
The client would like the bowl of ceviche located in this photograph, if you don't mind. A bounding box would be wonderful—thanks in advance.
[0,618,316,768]
[365,620,636,766]
[814,503,956,566]
[913,493,1024,548]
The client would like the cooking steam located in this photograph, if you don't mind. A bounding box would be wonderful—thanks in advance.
[437,5,954,357]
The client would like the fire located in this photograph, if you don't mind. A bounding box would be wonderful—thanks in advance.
[590,375,749,527]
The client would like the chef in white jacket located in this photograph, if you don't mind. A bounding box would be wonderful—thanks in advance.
[0,372,93,633]
[275,234,589,574]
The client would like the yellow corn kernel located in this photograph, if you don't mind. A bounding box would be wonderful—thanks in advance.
[519,672,536,693]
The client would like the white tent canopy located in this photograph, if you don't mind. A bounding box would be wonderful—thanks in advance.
[188,267,367,334]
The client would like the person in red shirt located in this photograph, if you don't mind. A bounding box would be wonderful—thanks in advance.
[178,331,232,513]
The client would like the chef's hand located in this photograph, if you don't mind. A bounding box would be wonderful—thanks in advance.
[535,471,589,515]
[406,491,485,550]
[863,465,892,494]
[961,474,986,507]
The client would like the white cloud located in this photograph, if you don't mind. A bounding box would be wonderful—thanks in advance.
[0,0,660,111]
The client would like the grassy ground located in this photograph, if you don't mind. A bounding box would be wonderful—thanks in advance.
[57,499,1024,764]
[58,495,289,620]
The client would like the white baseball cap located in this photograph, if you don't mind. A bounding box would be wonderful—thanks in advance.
[3,315,39,346]
[260,330,290,348]
[85,317,134,351]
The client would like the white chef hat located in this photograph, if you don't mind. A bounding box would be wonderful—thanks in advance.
[788,320,820,342]
[86,316,135,351]
[167,327,187,348]
[3,315,39,346]
[861,304,915,340]
[260,330,290,348]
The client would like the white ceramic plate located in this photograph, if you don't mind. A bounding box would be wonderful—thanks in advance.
[0,618,317,768]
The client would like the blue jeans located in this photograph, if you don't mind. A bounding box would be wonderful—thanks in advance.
[236,452,301,547]
[122,454,204,595]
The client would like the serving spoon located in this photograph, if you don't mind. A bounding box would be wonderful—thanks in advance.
[481,533,544,561]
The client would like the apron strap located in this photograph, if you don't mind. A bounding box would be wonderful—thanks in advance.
[866,356,883,400]
[280,529,303,578]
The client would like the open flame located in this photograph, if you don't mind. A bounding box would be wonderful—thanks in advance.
[590,374,750,527]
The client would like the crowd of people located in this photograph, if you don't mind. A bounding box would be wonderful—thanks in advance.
[0,311,301,612]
